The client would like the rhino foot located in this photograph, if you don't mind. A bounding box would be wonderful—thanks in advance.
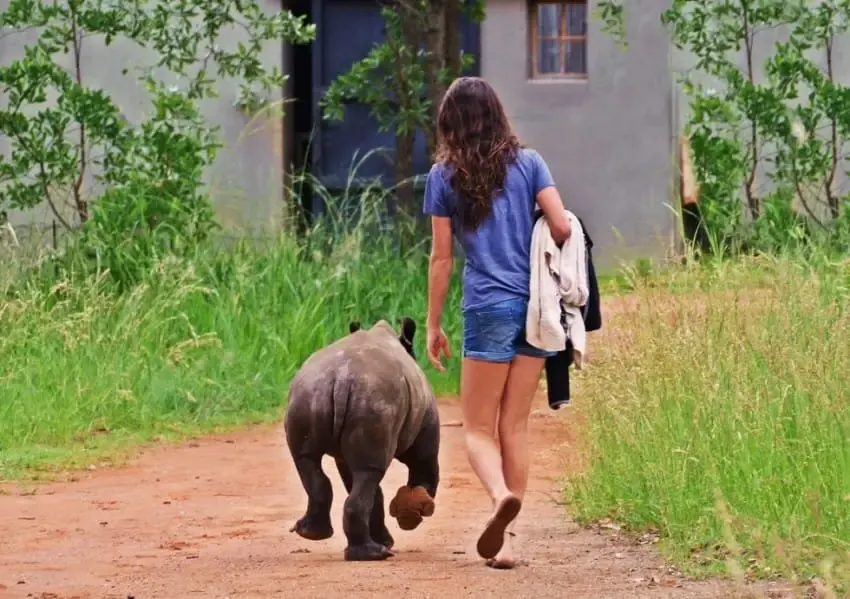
[290,515,333,541]
[344,541,394,561]
[389,485,433,530]
[372,525,395,550]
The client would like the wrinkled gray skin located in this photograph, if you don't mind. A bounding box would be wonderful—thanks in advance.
[284,318,440,561]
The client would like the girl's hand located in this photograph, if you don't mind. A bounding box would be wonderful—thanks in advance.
[426,326,451,372]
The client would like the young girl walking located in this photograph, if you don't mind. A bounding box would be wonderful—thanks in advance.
[423,76,571,569]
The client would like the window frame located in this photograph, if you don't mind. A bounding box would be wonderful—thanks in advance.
[529,0,589,80]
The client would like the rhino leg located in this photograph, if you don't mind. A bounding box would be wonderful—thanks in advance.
[368,485,394,550]
[285,383,336,541]
[341,468,393,561]
[398,403,441,500]
[290,454,334,540]
[335,457,394,550]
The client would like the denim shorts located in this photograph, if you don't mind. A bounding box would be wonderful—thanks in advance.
[462,298,557,363]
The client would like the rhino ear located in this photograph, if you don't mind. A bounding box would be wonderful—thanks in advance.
[349,321,361,334]
[400,317,416,341]
[399,317,416,359]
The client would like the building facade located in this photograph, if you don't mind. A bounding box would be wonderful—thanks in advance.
[2,0,681,268]
[482,0,679,268]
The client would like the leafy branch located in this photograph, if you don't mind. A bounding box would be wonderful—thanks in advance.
[0,0,315,286]
[320,0,480,225]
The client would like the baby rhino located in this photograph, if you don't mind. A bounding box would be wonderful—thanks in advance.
[284,318,440,561]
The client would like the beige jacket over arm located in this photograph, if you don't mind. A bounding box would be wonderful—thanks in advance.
[525,209,589,368]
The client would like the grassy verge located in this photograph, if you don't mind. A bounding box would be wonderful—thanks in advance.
[568,254,850,590]
[0,225,462,480]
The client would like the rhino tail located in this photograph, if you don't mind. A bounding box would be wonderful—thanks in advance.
[331,375,353,447]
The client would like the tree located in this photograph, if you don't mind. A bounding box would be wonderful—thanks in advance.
[597,0,850,251]
[594,1,627,49]
[320,0,481,223]
[0,0,314,282]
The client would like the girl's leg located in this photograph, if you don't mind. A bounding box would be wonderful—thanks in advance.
[488,353,546,568]
[459,357,513,504]
[499,354,547,501]
[459,301,531,560]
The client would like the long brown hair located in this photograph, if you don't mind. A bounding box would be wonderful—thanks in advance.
[435,76,521,231]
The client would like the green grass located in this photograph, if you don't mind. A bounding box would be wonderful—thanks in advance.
[0,222,463,479]
[568,253,850,590]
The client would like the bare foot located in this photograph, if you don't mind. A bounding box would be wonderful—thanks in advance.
[476,494,521,559]
[486,532,517,569]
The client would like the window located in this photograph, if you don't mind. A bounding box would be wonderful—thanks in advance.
[530,1,588,79]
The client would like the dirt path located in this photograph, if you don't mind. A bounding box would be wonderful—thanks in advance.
[2,399,771,599]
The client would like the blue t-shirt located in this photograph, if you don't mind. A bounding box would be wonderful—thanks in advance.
[422,147,556,312]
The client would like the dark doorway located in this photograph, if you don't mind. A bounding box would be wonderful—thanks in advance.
[289,0,314,232]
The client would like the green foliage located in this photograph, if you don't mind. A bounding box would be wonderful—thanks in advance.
[78,83,221,289]
[665,0,850,252]
[597,0,850,254]
[320,1,478,145]
[593,1,627,49]
[0,0,314,285]
[0,188,463,478]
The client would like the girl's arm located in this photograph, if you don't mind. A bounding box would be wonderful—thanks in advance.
[427,215,453,330]
[537,186,572,244]
[532,150,572,243]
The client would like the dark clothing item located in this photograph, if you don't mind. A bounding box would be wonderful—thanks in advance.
[545,343,575,409]
[581,222,602,335]
[532,210,602,409]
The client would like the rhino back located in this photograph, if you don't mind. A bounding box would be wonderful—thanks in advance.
[284,334,362,449]
[286,323,435,458]
[358,324,437,455]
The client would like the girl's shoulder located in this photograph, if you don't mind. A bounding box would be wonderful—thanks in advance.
[516,146,543,163]
[428,160,455,183]
[429,160,452,174]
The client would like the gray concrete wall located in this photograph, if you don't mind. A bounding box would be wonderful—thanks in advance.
[0,1,288,248]
[481,0,678,270]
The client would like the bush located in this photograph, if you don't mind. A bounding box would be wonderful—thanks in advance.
[0,0,315,289]
[0,205,462,478]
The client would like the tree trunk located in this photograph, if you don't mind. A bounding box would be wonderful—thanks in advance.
[395,130,416,217]
[423,0,446,160]
[390,0,426,244]
[394,129,417,251]
[444,0,462,79]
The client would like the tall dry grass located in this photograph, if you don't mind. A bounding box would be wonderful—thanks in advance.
[569,254,850,590]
